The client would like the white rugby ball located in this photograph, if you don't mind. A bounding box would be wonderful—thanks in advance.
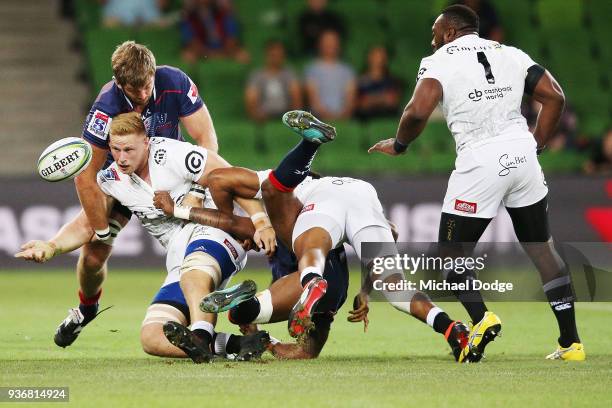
[37,137,93,182]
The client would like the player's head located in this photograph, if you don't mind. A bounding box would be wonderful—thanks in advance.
[112,41,156,107]
[108,112,150,175]
[432,5,479,50]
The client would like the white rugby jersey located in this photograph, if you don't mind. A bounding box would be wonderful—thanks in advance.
[417,34,537,151]
[97,137,208,247]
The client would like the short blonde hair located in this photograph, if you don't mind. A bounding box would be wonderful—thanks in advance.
[111,41,156,88]
[110,112,146,138]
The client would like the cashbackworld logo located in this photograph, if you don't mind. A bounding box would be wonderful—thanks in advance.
[468,89,483,102]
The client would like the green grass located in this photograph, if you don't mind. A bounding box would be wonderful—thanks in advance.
[1,269,611,407]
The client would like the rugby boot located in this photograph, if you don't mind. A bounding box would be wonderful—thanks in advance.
[282,110,336,144]
[444,321,470,362]
[200,280,257,313]
[288,277,328,338]
[236,330,271,361]
[54,305,110,348]
[163,321,213,364]
[545,342,586,361]
[458,311,502,363]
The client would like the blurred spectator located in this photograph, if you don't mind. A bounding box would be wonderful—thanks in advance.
[103,0,168,27]
[584,129,612,175]
[304,30,356,120]
[522,100,579,151]
[452,0,504,42]
[298,0,346,56]
[244,40,302,122]
[180,0,250,63]
[355,45,404,121]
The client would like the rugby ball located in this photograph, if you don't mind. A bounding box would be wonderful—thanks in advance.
[37,137,93,182]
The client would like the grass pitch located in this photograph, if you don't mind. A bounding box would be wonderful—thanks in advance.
[1,269,611,407]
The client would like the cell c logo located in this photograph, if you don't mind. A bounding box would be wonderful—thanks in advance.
[185,151,204,174]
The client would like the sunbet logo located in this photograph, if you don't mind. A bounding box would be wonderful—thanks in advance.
[455,199,477,214]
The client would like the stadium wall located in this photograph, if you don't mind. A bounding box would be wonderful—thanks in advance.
[0,176,609,269]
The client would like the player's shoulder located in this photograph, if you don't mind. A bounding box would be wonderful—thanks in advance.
[155,65,190,87]
[91,81,124,114]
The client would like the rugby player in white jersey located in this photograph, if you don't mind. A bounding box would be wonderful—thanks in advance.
[369,5,584,361]
[159,110,473,361]
[16,112,276,363]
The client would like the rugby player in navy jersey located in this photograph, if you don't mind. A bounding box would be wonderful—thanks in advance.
[51,41,219,348]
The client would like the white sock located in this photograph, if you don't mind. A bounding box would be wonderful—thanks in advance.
[191,320,214,337]
[214,332,230,355]
[300,266,323,285]
[253,289,273,324]
[426,306,443,328]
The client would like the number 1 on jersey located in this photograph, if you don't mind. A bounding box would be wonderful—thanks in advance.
[477,51,496,84]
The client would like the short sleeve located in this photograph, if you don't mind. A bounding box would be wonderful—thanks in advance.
[508,46,538,76]
[178,71,204,117]
[83,107,113,149]
[166,140,209,182]
[416,56,446,86]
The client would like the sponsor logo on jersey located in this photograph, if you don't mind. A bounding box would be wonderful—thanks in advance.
[300,203,315,214]
[87,110,112,140]
[468,86,513,102]
[101,167,120,181]
[154,148,167,165]
[455,199,477,214]
[416,67,427,81]
[446,43,501,55]
[223,239,238,259]
[188,80,199,104]
[185,150,204,174]
[468,89,483,101]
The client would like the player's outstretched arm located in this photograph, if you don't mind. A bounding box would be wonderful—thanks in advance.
[206,167,261,215]
[14,208,96,263]
[368,78,442,156]
[529,69,565,152]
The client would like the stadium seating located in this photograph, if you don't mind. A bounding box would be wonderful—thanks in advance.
[75,0,604,174]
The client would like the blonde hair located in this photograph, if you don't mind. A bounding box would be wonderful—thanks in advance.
[110,112,146,138]
[111,41,156,88]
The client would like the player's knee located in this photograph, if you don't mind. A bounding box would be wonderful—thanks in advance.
[79,244,111,273]
[140,324,164,356]
[261,179,280,201]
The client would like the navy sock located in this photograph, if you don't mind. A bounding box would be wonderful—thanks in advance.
[78,303,98,325]
[271,140,320,190]
[300,272,320,287]
[228,297,260,325]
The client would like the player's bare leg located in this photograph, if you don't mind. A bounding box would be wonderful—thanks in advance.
[55,209,129,348]
[163,267,217,363]
[141,305,190,358]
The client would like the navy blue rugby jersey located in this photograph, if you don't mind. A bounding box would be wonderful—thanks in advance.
[82,65,204,149]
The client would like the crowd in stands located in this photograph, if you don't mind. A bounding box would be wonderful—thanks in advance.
[62,0,609,174]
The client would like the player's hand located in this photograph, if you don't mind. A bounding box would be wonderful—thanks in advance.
[153,191,174,216]
[368,138,403,156]
[238,238,256,252]
[254,226,277,256]
[14,240,58,263]
[347,291,369,332]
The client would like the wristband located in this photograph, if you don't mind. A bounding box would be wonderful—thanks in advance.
[174,205,192,220]
[393,138,408,154]
[94,227,111,241]
[250,212,268,223]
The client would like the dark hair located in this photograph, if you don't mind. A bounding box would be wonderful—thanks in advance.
[441,4,479,33]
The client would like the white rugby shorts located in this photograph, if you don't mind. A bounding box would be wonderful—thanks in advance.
[442,135,548,219]
[291,177,390,249]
